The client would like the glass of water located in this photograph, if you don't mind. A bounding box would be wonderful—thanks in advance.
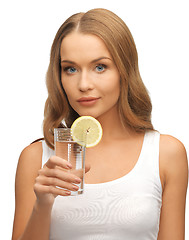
[54,128,86,195]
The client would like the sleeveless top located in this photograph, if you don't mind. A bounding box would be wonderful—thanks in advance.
[41,130,162,240]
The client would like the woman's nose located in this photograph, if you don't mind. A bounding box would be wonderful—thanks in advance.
[78,71,94,92]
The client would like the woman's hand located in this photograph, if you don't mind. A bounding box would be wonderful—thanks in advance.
[34,155,90,206]
[12,143,91,240]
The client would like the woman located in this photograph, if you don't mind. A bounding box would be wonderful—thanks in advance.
[12,8,188,240]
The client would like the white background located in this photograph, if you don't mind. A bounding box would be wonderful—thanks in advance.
[0,0,188,239]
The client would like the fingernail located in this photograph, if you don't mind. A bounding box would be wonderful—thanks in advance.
[73,185,79,191]
[75,178,81,183]
[65,191,71,195]
[66,163,72,169]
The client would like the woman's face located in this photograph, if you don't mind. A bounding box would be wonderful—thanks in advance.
[60,32,120,119]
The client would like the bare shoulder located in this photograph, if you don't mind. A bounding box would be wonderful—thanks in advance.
[12,142,43,239]
[157,135,188,239]
[15,141,44,204]
[160,134,187,156]
[17,141,43,175]
[159,134,188,188]
[20,141,43,159]
[15,141,43,195]
[159,134,187,164]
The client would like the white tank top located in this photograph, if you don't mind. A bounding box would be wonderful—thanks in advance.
[41,130,162,240]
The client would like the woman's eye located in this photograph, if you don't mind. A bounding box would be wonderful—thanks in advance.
[95,64,106,73]
[63,67,77,74]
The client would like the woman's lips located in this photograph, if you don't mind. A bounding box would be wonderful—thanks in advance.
[77,97,100,106]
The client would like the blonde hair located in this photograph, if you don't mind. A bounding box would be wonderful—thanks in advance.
[43,8,153,149]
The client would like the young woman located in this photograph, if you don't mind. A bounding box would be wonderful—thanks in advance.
[12,8,188,240]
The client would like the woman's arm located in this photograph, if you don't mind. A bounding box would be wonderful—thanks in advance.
[12,141,90,240]
[158,135,188,240]
[12,142,52,240]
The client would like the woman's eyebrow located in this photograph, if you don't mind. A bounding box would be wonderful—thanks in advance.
[90,56,112,63]
[61,56,112,64]
[61,60,75,64]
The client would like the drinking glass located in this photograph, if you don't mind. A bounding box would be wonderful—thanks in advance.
[54,128,86,195]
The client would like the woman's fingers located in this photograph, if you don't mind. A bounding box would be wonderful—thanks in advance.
[33,155,84,201]
[34,155,88,199]
[36,173,80,191]
[35,155,82,197]
[45,156,72,170]
[39,167,81,184]
[34,182,71,197]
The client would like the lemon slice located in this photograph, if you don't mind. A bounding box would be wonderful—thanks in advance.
[71,116,103,148]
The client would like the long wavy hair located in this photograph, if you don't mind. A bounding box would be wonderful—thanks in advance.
[43,8,154,149]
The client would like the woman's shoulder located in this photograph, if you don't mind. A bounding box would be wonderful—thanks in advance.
[20,141,43,161]
[159,134,188,189]
[159,134,187,160]
[18,141,43,176]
